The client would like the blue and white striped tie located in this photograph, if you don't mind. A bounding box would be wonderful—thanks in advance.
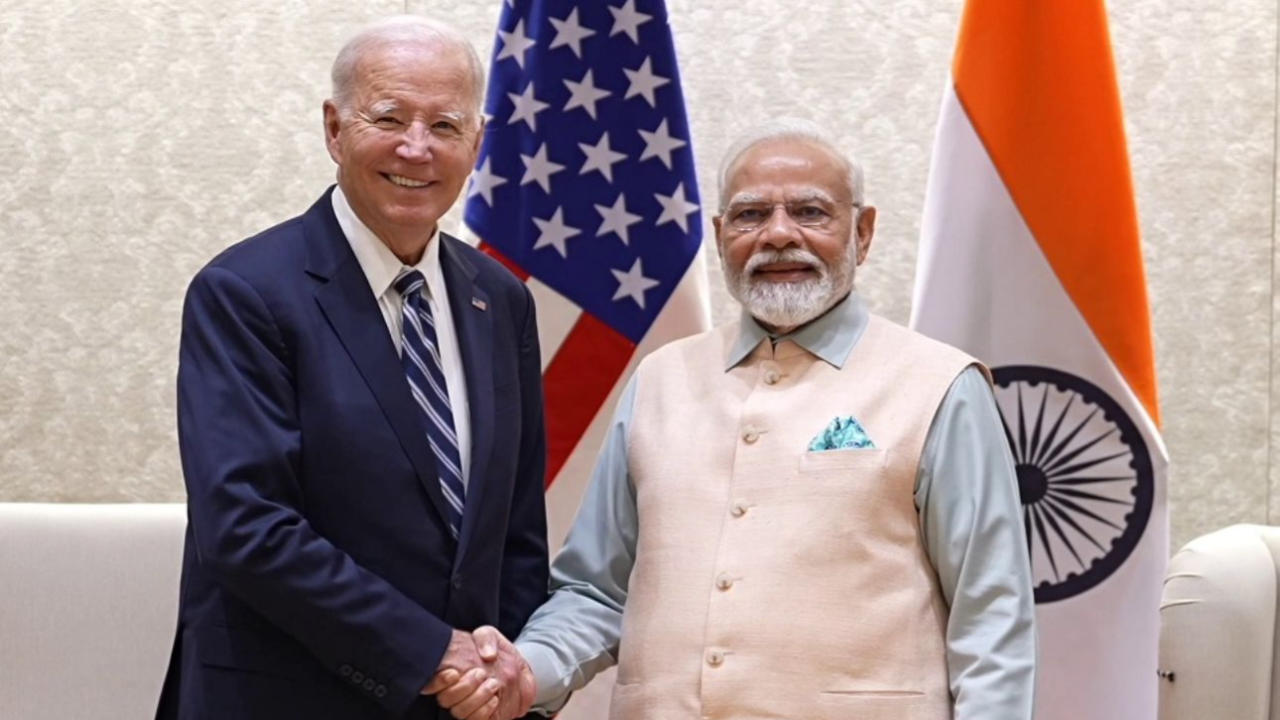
[394,270,465,539]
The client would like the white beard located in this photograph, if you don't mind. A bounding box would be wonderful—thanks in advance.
[725,244,856,330]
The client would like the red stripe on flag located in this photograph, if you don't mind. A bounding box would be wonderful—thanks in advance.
[478,242,531,282]
[542,315,635,486]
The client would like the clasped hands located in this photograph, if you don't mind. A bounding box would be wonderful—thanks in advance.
[422,626,536,720]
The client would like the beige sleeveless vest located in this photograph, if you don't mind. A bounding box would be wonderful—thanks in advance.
[612,313,979,720]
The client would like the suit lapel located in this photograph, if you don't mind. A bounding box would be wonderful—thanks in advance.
[303,191,454,533]
[439,235,495,564]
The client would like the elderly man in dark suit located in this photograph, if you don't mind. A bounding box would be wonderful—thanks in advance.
[156,15,546,720]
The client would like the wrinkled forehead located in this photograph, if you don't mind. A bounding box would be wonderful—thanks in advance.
[722,139,851,202]
[352,39,478,105]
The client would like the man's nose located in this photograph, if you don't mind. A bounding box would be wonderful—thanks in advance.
[757,205,801,247]
[396,123,434,161]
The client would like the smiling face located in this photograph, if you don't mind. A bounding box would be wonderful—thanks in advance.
[323,38,482,259]
[714,137,876,332]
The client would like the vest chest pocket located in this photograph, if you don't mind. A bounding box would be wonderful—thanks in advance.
[791,449,903,513]
[798,448,890,473]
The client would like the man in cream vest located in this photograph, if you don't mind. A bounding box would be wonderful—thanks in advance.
[434,121,1036,720]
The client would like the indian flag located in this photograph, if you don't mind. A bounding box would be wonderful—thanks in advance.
[909,2,1168,719]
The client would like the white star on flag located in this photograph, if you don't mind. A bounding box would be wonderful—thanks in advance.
[609,0,653,44]
[548,8,596,58]
[563,69,612,120]
[520,143,565,193]
[623,57,670,108]
[496,19,537,69]
[638,119,686,169]
[532,207,581,258]
[654,182,700,232]
[594,194,643,245]
[507,82,550,131]
[610,258,660,308]
[578,132,628,182]
[467,157,507,206]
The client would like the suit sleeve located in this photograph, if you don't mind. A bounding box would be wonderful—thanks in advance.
[177,266,451,715]
[497,282,551,641]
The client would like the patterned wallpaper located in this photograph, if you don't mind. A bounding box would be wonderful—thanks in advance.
[0,0,1274,550]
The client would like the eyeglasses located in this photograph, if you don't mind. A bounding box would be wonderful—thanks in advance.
[720,199,858,233]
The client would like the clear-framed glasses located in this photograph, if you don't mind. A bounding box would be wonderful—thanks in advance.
[720,198,859,233]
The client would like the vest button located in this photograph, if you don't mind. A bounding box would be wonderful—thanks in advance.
[763,370,780,385]
[715,574,733,591]
[706,650,724,667]
[730,502,748,518]
[742,429,759,444]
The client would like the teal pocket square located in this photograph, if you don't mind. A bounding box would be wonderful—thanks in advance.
[808,416,876,451]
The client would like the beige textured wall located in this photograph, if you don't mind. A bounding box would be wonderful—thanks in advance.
[0,0,1272,551]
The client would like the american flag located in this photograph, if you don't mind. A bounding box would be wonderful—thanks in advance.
[465,0,706,487]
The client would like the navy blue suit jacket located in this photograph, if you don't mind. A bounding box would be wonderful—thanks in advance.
[157,189,549,719]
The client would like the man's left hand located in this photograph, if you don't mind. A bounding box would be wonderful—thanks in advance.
[426,626,536,720]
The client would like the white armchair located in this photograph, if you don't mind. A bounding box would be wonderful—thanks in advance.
[1159,523,1280,720]
[0,503,186,720]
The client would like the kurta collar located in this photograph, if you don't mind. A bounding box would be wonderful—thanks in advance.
[724,291,869,371]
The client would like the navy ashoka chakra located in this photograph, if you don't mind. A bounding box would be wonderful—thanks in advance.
[990,365,1154,603]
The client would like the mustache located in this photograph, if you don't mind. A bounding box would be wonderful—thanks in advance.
[743,248,825,276]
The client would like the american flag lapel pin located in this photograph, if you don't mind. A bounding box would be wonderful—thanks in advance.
[471,297,487,311]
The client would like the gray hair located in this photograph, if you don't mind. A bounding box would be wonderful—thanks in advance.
[330,15,485,121]
[717,119,865,210]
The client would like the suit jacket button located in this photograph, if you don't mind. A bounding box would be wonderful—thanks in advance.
[339,664,353,677]
[363,678,376,691]
[375,685,388,698]
[351,671,365,683]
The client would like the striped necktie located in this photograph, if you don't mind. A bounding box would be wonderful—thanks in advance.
[394,269,465,538]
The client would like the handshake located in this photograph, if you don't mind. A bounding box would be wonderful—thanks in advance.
[421,626,537,720]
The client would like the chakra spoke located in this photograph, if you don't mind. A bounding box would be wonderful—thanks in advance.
[1032,504,1060,582]
[1043,496,1108,553]
[1033,394,1076,467]
[1047,494,1124,532]
[1043,427,1118,476]
[1028,383,1050,468]
[999,403,1018,459]
[1037,499,1086,571]
[1039,407,1100,470]
[1048,486,1134,507]
[1016,384,1029,464]
[1049,475,1136,486]
[1048,449,1133,480]
[1023,505,1034,559]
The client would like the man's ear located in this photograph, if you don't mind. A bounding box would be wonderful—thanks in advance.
[854,205,876,265]
[711,215,724,259]
[470,116,486,158]
[322,100,343,165]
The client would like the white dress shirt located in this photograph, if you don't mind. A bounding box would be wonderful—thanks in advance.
[331,186,472,488]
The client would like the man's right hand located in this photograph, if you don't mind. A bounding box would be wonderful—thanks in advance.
[422,627,536,720]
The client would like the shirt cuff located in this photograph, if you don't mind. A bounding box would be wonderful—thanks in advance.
[516,640,573,715]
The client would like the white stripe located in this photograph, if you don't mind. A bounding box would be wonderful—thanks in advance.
[407,377,460,448]
[404,342,454,416]
[526,276,582,371]
[405,309,448,372]
[427,436,465,483]
[416,304,437,331]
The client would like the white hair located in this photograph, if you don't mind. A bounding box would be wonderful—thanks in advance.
[717,119,865,210]
[330,15,485,121]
